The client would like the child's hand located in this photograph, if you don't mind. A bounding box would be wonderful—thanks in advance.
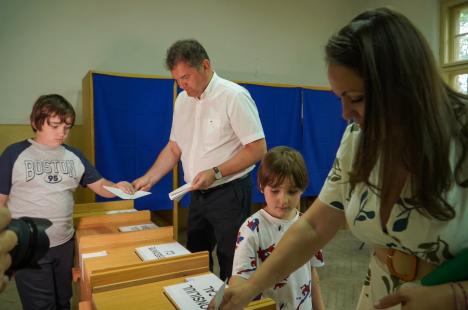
[114,181,135,195]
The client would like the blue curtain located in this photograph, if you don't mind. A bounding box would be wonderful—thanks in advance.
[93,73,174,210]
[240,84,302,203]
[301,89,347,196]
[91,74,346,209]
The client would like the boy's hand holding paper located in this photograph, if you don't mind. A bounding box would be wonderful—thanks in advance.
[103,186,151,200]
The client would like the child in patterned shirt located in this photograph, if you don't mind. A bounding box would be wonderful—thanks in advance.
[230,146,325,310]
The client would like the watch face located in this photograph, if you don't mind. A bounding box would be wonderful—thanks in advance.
[213,167,222,180]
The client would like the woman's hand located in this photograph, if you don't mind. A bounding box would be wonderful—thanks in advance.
[215,282,257,310]
[374,283,454,310]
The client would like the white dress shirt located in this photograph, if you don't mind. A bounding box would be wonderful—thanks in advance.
[170,72,265,186]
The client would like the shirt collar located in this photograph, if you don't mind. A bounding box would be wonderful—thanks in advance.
[198,71,218,100]
[28,138,62,150]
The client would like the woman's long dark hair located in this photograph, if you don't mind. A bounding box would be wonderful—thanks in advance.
[325,7,468,220]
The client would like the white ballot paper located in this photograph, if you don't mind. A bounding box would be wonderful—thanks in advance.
[135,242,190,261]
[164,273,225,310]
[103,186,151,200]
[168,183,192,202]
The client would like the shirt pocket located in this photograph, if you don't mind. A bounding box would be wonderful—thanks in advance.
[202,117,222,150]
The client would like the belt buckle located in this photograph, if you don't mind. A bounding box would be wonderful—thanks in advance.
[385,249,418,282]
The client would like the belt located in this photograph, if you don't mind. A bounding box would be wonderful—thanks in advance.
[374,247,436,282]
[197,173,249,194]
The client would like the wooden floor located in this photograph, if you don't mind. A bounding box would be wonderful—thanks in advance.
[0,229,370,310]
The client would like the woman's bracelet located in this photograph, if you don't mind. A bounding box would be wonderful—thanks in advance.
[450,283,460,310]
[456,282,467,310]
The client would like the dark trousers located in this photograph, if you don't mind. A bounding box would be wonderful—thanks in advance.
[187,175,251,280]
[15,237,74,310]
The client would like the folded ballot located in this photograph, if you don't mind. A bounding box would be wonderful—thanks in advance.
[135,242,190,261]
[168,183,192,202]
[103,186,151,200]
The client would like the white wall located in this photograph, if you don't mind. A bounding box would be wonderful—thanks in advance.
[364,0,439,56]
[0,0,438,124]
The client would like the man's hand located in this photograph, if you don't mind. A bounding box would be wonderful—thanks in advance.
[132,175,155,192]
[191,169,216,190]
[0,207,18,293]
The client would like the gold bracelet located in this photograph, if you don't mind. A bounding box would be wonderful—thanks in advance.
[456,283,467,310]
[450,283,460,310]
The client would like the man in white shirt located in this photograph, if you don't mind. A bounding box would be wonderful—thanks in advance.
[133,39,267,280]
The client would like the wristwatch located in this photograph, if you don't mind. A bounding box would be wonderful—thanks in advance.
[213,167,223,180]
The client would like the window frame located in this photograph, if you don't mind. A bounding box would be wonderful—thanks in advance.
[440,0,468,90]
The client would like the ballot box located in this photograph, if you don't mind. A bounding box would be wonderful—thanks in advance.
[76,226,173,263]
[79,238,208,302]
[75,210,157,237]
[73,200,135,223]
[90,273,276,310]
[73,208,165,277]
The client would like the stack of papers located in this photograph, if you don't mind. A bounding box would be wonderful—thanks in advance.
[105,209,138,215]
[103,186,151,200]
[164,273,226,310]
[118,223,158,232]
[135,242,190,261]
[168,183,192,202]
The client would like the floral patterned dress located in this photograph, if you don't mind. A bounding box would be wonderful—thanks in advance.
[318,124,468,310]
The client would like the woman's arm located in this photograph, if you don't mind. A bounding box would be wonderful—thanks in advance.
[219,199,346,309]
[229,275,248,287]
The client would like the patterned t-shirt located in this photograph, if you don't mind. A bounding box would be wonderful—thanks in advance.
[318,123,468,310]
[233,209,324,310]
[0,139,102,246]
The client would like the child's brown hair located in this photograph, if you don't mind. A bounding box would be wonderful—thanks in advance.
[30,94,75,132]
[257,146,308,191]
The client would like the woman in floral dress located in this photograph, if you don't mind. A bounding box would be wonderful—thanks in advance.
[215,7,468,310]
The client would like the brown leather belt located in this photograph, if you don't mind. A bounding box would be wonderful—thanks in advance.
[374,247,437,282]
